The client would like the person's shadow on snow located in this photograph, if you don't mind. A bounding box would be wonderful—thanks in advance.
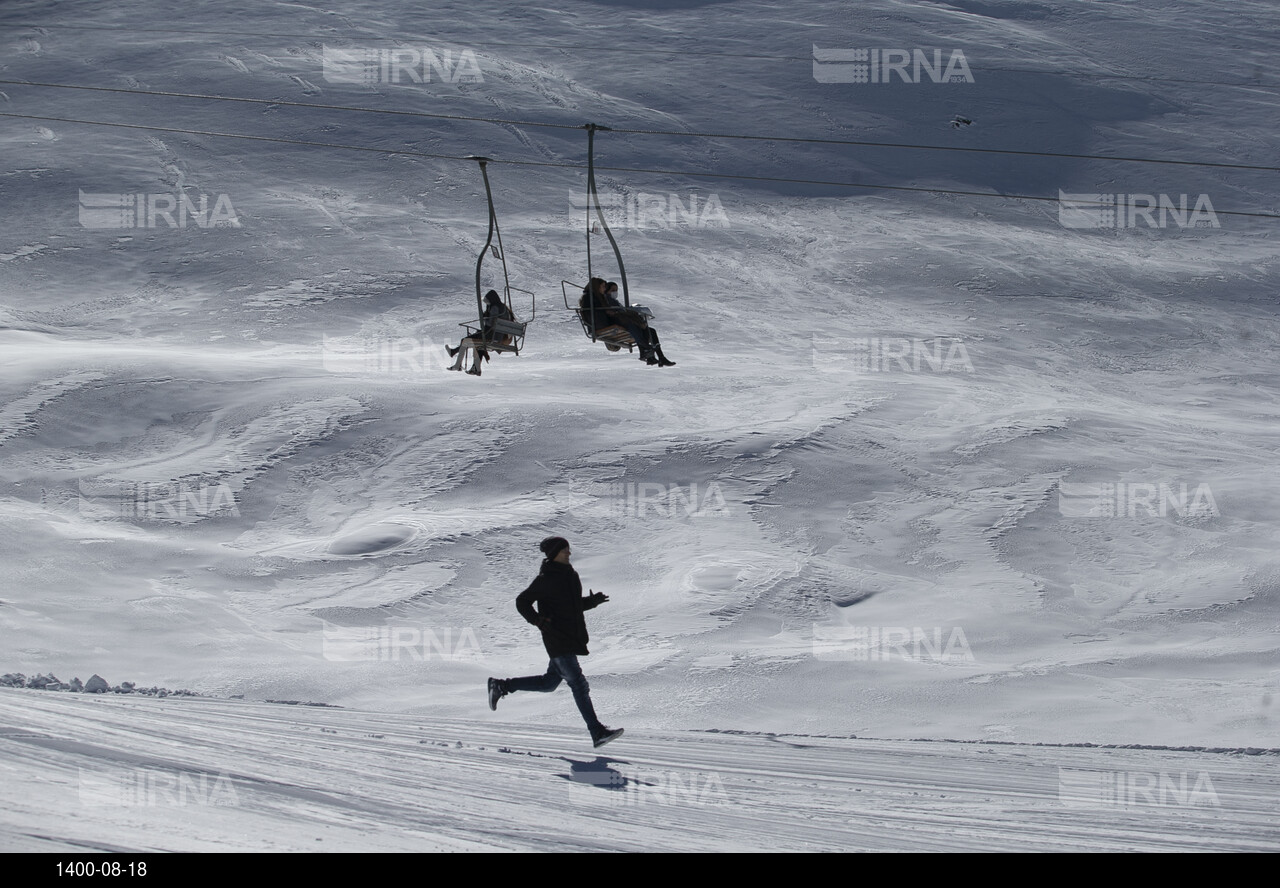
[559,756,630,791]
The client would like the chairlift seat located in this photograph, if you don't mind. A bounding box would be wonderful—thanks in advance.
[562,280,654,354]
[460,316,528,355]
[588,322,637,352]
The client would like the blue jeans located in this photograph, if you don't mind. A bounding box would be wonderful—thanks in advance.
[600,311,651,354]
[618,322,650,353]
[506,655,603,735]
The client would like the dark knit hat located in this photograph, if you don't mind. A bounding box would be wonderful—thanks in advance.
[539,536,570,560]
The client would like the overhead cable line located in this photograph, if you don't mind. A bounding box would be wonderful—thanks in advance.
[2,78,1276,173]
[4,110,1277,220]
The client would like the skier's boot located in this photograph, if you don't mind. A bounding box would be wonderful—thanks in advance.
[487,678,507,711]
[592,725,624,748]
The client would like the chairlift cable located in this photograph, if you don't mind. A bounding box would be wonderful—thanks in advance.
[2,110,1278,220]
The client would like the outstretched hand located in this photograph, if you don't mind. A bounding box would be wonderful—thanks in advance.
[589,589,609,605]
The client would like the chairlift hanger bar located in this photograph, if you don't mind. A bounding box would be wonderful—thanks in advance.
[585,123,629,310]
[467,155,512,330]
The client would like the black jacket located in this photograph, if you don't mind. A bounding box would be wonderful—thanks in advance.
[481,301,515,340]
[580,288,647,336]
[579,288,609,335]
[515,560,605,657]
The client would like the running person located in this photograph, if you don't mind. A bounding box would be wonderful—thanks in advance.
[487,536,623,748]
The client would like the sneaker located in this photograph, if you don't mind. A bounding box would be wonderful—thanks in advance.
[592,726,624,748]
[487,678,506,711]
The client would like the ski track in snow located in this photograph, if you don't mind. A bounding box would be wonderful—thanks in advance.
[1,691,1275,853]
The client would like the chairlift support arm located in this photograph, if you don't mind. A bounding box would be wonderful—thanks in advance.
[469,156,514,328]
[584,123,630,322]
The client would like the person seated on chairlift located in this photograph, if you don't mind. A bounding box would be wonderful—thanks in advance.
[579,278,675,367]
[604,281,674,367]
[447,289,516,376]
[579,277,639,352]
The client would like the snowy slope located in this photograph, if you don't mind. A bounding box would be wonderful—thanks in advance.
[0,0,1278,797]
[3,690,1276,853]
